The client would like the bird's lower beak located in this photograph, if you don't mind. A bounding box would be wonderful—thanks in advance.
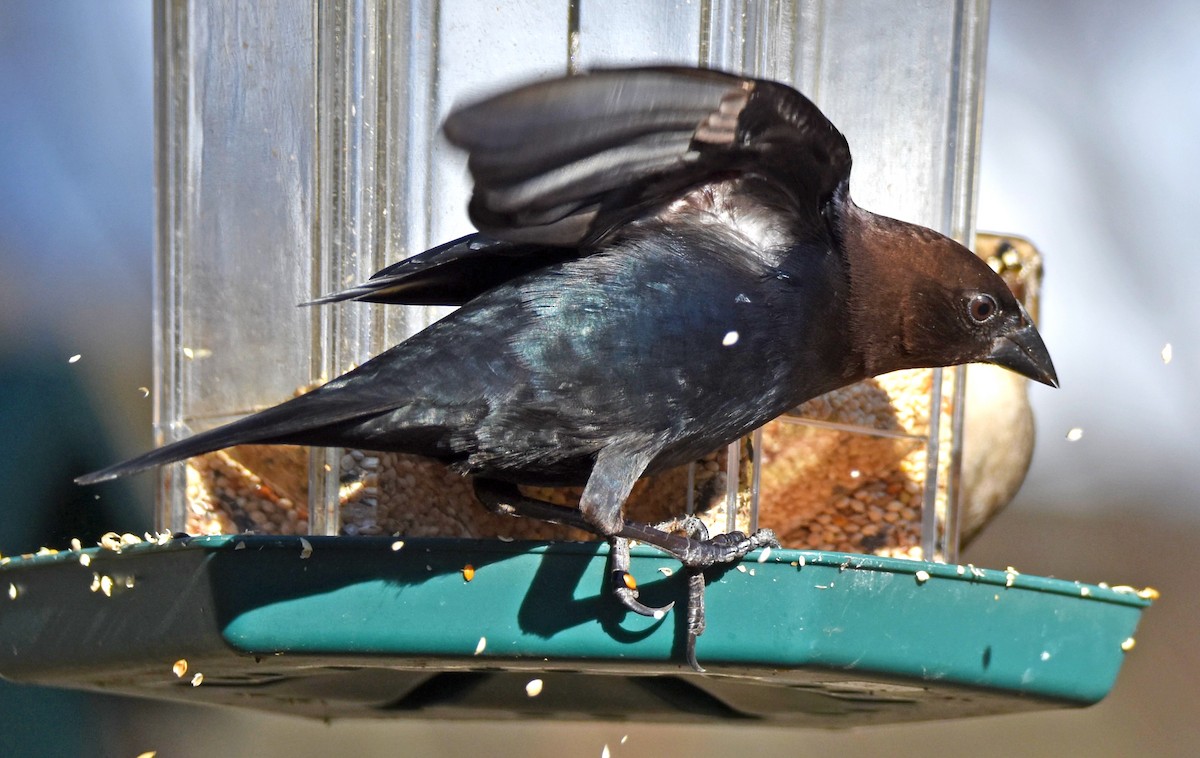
[985,319,1059,388]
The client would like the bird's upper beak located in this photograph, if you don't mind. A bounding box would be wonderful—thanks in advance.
[985,306,1059,388]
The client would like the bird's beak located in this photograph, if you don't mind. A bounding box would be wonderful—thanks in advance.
[985,307,1059,388]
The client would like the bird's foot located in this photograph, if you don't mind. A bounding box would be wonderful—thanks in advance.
[608,535,674,618]
[471,479,777,672]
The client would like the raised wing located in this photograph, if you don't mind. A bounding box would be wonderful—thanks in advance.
[443,66,853,247]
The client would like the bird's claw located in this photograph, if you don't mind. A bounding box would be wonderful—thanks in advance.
[612,570,675,617]
[608,536,674,617]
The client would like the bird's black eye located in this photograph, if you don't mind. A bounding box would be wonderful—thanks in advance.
[968,293,998,323]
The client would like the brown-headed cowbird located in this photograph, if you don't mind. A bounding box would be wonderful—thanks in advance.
[78,67,1057,667]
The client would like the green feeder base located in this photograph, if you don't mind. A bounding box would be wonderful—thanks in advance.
[0,536,1150,727]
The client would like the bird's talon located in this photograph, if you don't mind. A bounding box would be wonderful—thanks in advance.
[613,584,674,618]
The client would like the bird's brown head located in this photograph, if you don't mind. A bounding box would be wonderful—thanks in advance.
[839,199,1058,388]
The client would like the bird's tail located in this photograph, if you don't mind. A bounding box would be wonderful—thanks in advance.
[75,388,389,485]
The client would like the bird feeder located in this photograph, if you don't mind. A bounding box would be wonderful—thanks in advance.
[0,0,1153,725]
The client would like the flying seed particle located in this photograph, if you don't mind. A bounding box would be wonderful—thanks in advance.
[138,386,150,398]
[1066,427,1083,442]
[191,672,204,686]
[391,540,405,551]
[8,583,17,600]
[173,659,188,677]
[68,354,81,364]
[601,745,610,758]
[1161,343,1173,364]
[100,575,114,597]
[525,678,543,697]
[1121,637,1136,652]
[722,330,739,346]
[474,637,487,655]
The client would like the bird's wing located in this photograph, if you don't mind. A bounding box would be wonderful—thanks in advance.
[443,66,852,247]
[308,234,578,306]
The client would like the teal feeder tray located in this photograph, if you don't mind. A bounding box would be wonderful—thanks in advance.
[0,536,1150,726]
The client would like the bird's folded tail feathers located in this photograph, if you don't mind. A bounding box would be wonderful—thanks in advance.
[74,388,392,485]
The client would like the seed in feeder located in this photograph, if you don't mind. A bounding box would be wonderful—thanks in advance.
[1137,587,1160,600]
[1120,637,1136,652]
[191,672,204,686]
[474,637,487,655]
[462,564,476,582]
[525,678,543,697]
[100,532,122,551]
[299,538,313,559]
[914,570,930,584]
[79,553,92,567]
[70,538,82,552]
[1080,586,1091,597]
[1065,427,1083,442]
[1161,343,1173,364]
[173,659,188,678]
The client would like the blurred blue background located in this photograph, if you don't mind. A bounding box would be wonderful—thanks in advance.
[0,1,1195,756]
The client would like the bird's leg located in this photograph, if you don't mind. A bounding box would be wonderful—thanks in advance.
[473,479,674,617]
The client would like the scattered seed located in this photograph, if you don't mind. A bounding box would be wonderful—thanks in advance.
[1161,343,1173,364]
[525,678,543,697]
[474,637,487,655]
[462,564,476,582]
[191,672,204,686]
[68,354,81,364]
[1066,427,1084,442]
[173,659,188,678]
[1121,637,1136,652]
[914,570,930,584]
[299,538,313,559]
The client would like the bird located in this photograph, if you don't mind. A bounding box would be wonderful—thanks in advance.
[959,233,1047,546]
[78,66,1058,668]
